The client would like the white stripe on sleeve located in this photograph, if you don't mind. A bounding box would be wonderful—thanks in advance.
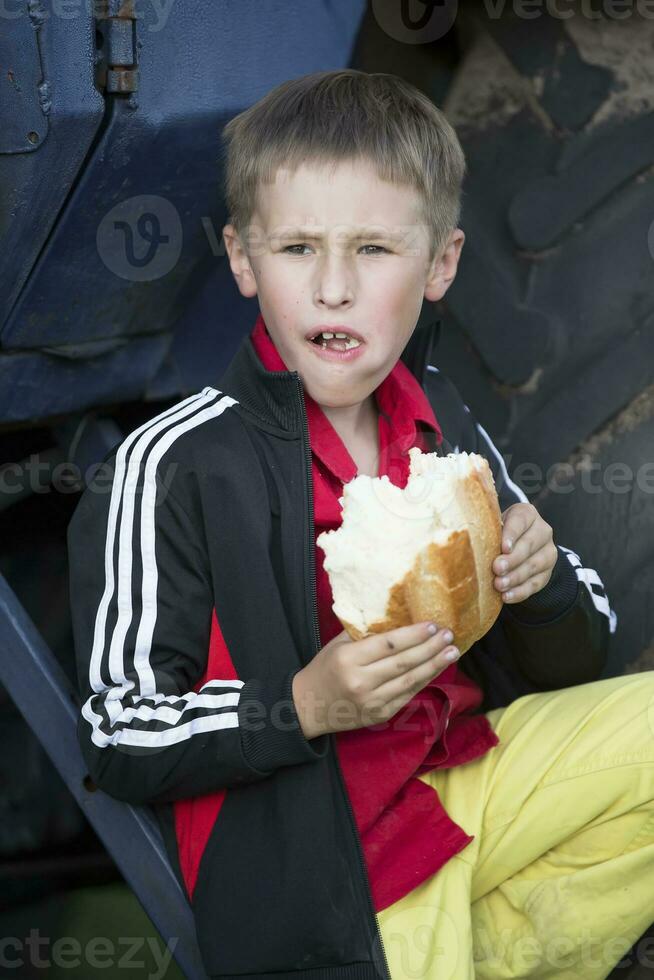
[81,386,246,750]
[559,546,618,634]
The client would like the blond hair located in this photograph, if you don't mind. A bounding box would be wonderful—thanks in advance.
[220,69,466,264]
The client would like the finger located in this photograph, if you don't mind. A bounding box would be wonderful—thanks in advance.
[496,506,537,572]
[494,534,555,593]
[511,523,553,572]
[500,568,554,604]
[493,518,549,578]
[495,542,557,595]
[362,620,446,665]
[371,639,460,709]
[369,627,455,686]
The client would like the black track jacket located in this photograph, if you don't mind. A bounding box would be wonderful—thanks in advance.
[68,318,617,980]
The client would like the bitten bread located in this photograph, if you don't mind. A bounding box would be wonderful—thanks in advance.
[316,447,503,655]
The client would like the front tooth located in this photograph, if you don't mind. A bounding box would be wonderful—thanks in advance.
[331,331,360,345]
[314,331,361,348]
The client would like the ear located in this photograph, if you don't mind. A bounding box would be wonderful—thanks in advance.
[223,223,259,299]
[424,228,465,303]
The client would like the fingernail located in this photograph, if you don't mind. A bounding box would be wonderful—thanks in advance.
[443,630,454,643]
[506,539,513,551]
[427,623,438,635]
[444,647,460,661]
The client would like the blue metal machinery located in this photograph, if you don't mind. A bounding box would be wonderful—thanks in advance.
[0,2,367,975]
[1,0,367,419]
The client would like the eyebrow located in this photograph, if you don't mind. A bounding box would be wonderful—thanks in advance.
[275,227,401,242]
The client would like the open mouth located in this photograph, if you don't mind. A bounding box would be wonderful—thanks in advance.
[308,331,362,351]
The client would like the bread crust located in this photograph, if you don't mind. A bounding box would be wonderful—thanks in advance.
[337,458,503,654]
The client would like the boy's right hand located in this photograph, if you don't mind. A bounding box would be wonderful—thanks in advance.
[291,622,459,740]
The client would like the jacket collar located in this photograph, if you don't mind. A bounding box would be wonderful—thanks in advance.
[217,312,442,436]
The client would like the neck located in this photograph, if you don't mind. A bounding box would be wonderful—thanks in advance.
[320,393,379,441]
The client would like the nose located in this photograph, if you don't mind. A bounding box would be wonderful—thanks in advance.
[313,246,354,309]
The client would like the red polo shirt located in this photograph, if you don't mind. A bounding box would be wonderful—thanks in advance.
[251,313,500,911]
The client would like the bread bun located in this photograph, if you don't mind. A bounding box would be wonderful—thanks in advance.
[316,447,503,655]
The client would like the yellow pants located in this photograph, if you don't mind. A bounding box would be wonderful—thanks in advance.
[376,671,654,979]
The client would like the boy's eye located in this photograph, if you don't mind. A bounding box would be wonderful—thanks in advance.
[360,245,388,255]
[282,244,312,255]
[282,243,388,255]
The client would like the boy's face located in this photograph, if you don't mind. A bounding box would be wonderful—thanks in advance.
[223,159,464,412]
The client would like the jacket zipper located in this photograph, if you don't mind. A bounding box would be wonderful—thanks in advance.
[294,376,393,980]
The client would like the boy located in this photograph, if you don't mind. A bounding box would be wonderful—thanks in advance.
[68,70,653,980]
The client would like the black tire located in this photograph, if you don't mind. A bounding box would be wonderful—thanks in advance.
[439,8,654,679]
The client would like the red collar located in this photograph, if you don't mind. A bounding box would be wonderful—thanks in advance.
[249,313,442,482]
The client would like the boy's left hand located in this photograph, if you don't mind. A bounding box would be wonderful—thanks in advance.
[492,503,558,604]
